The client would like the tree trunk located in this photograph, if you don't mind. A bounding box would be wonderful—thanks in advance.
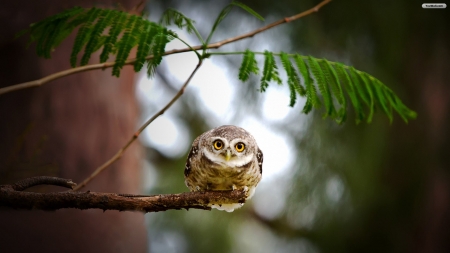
[0,1,147,252]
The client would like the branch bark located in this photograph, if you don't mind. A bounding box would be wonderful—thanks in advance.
[0,177,247,212]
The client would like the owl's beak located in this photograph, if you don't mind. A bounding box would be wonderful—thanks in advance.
[225,150,231,161]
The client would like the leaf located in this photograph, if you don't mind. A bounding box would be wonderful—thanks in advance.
[335,64,364,123]
[359,72,375,123]
[134,22,158,72]
[80,9,118,65]
[280,52,306,107]
[231,1,264,21]
[322,60,347,123]
[206,1,263,45]
[308,57,335,117]
[70,8,102,67]
[239,50,259,82]
[99,11,128,63]
[293,55,320,113]
[159,8,197,34]
[372,79,393,123]
[260,51,281,92]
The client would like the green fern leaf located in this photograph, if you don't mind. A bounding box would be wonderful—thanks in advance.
[260,51,281,92]
[372,79,393,123]
[239,50,259,82]
[280,52,306,107]
[80,9,118,65]
[99,11,128,63]
[152,27,172,66]
[335,63,365,123]
[308,57,335,117]
[112,15,143,77]
[231,1,264,21]
[206,1,262,44]
[70,8,102,67]
[322,60,347,123]
[27,7,85,57]
[359,73,375,123]
[160,9,197,34]
[293,55,320,114]
[134,22,156,72]
[349,67,370,106]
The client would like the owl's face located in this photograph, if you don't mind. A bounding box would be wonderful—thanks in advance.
[200,126,256,167]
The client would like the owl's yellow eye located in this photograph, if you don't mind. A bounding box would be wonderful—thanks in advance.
[235,142,245,152]
[213,140,223,150]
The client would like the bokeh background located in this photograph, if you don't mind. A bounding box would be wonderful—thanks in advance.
[0,0,449,253]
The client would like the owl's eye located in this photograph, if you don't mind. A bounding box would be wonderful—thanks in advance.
[213,140,223,150]
[235,142,245,152]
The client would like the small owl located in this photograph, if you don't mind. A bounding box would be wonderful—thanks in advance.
[184,125,263,212]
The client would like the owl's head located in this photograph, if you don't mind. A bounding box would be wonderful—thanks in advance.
[201,125,257,166]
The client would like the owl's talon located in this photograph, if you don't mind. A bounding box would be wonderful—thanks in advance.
[232,185,237,191]
[196,186,200,191]
[243,186,249,192]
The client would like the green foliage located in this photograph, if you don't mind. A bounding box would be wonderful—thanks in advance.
[20,4,416,125]
[261,51,282,92]
[238,51,417,124]
[22,7,173,77]
[238,50,259,82]
[205,1,264,45]
[159,9,198,36]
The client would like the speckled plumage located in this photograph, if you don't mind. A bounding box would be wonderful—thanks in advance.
[184,125,263,212]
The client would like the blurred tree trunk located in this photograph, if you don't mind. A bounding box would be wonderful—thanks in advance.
[0,1,147,252]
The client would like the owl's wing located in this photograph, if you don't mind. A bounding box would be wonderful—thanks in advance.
[184,137,200,177]
[256,148,263,174]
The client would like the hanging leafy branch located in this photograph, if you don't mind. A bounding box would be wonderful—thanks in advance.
[233,51,417,124]
[22,7,174,77]
[14,0,415,126]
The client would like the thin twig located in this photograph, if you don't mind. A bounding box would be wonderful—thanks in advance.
[11,176,77,191]
[0,0,332,96]
[73,59,203,191]
[0,180,247,212]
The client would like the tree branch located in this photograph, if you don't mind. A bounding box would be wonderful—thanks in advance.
[0,178,247,212]
[11,176,76,191]
[0,0,332,96]
[73,59,203,191]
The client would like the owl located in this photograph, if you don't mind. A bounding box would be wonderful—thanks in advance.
[184,125,263,212]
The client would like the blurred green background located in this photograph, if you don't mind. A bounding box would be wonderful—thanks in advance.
[140,0,449,252]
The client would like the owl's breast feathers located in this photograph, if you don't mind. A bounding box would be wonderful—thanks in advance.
[185,147,261,192]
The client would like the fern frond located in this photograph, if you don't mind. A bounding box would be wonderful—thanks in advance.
[134,22,157,72]
[334,64,365,123]
[229,50,416,124]
[112,15,143,77]
[373,79,393,123]
[70,8,103,67]
[308,56,336,117]
[293,55,319,114]
[260,51,282,92]
[280,52,307,107]
[28,7,85,58]
[206,1,263,45]
[99,11,128,63]
[160,9,197,35]
[151,27,172,66]
[230,1,264,21]
[239,50,259,82]
[80,9,118,65]
[321,60,347,123]
[22,7,175,77]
